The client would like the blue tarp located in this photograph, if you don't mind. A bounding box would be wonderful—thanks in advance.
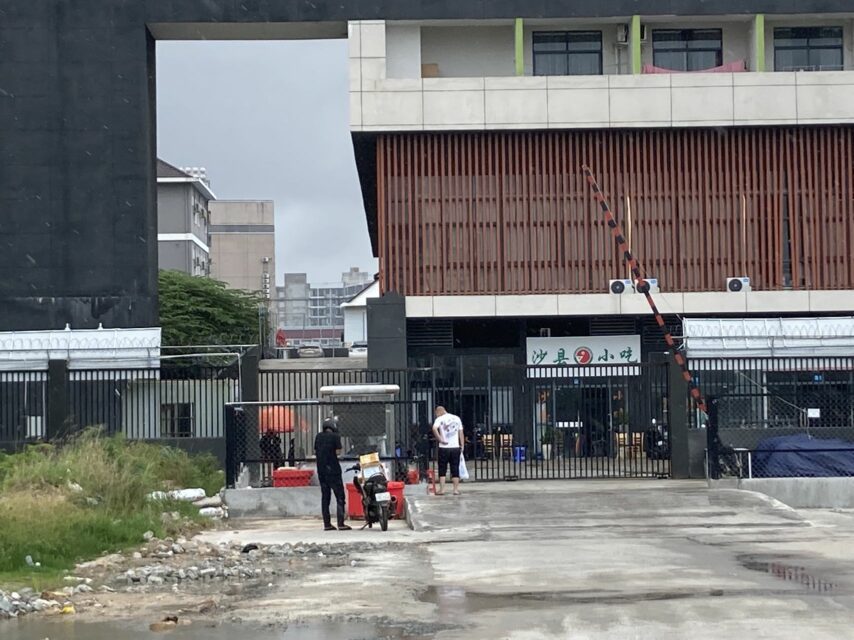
[754,434,854,478]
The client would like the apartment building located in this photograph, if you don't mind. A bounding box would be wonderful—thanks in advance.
[350,7,854,372]
[278,268,373,347]
[209,200,275,296]
[156,160,215,277]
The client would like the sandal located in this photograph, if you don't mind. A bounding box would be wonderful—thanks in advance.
[434,491,445,496]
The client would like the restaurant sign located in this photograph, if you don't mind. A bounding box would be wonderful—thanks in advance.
[526,335,641,377]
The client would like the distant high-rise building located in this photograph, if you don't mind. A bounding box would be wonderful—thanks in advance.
[278,268,373,347]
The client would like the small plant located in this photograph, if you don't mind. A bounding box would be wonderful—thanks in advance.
[540,427,555,445]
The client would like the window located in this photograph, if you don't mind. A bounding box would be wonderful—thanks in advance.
[774,27,843,71]
[533,31,603,76]
[652,29,722,72]
[161,403,194,438]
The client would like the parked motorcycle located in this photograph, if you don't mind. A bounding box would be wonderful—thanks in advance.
[346,452,392,531]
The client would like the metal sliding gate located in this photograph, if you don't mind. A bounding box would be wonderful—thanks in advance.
[243,361,672,485]
[449,362,671,481]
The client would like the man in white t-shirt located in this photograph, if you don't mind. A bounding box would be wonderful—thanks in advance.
[432,406,464,496]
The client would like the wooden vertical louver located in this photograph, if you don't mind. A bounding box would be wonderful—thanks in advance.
[376,128,854,296]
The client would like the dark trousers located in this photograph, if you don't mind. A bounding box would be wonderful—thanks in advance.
[319,473,346,526]
[438,447,462,479]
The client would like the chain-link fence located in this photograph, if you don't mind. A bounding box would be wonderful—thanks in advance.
[224,400,429,488]
[708,390,854,479]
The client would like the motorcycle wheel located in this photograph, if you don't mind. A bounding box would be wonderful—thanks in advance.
[379,505,389,532]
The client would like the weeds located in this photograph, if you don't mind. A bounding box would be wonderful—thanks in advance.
[0,431,223,581]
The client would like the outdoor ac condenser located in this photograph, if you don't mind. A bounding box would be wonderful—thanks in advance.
[609,279,633,295]
[634,278,659,294]
[726,277,751,293]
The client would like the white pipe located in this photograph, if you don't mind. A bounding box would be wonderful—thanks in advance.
[319,384,400,396]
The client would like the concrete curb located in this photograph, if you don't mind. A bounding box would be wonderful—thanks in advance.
[737,477,854,509]
[710,477,854,509]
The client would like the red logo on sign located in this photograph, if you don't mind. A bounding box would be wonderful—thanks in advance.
[574,347,593,365]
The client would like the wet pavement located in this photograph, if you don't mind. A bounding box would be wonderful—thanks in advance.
[5,618,429,640]
[406,481,854,639]
[5,480,854,639]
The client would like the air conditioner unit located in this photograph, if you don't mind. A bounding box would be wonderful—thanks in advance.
[726,276,751,293]
[539,328,551,338]
[634,278,659,294]
[617,24,647,44]
[609,279,633,295]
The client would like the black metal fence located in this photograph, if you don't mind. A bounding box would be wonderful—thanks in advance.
[0,360,240,451]
[0,370,46,446]
[701,357,854,479]
[251,361,672,482]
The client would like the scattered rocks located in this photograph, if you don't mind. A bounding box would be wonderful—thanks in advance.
[197,598,218,614]
[0,589,64,620]
[77,553,123,571]
[193,495,223,509]
[143,530,155,541]
[3,538,375,622]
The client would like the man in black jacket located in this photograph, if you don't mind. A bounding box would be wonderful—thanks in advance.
[314,417,352,531]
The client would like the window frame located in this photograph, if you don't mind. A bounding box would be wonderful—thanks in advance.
[160,402,195,438]
[773,26,844,72]
[652,28,723,72]
[532,30,604,77]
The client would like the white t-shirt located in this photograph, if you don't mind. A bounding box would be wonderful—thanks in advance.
[434,413,463,449]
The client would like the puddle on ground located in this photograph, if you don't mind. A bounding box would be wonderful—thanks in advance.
[419,585,704,615]
[739,555,837,592]
[1,619,427,640]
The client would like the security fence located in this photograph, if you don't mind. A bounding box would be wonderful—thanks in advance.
[16,352,854,483]
[224,399,429,488]
[0,359,240,451]
[251,361,672,483]
[701,357,854,479]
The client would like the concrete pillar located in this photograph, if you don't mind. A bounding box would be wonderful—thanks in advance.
[239,347,261,482]
[668,354,691,478]
[367,292,408,369]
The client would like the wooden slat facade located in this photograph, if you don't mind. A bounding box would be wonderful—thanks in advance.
[376,128,854,296]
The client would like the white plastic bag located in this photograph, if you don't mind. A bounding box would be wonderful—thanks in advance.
[459,452,470,481]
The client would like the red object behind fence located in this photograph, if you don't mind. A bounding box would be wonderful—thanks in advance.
[272,468,313,488]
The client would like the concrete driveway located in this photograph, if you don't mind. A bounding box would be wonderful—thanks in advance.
[405,480,854,639]
[14,480,851,640]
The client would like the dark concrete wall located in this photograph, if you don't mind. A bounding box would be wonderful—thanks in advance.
[0,0,850,331]
[0,2,157,330]
[367,293,407,369]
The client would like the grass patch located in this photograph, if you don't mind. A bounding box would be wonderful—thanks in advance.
[0,431,223,586]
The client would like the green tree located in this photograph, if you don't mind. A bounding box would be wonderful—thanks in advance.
[158,270,261,346]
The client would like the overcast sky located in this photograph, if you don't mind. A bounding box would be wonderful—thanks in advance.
[156,40,377,286]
